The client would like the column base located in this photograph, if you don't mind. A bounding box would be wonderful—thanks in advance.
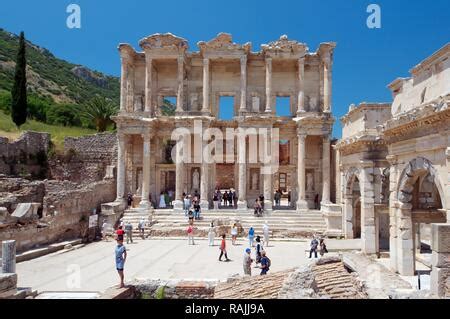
[296,200,308,211]
[139,200,151,209]
[200,200,209,210]
[173,200,184,213]
[264,200,272,212]
[237,200,248,211]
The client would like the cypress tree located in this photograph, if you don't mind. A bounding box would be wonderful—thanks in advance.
[11,31,27,128]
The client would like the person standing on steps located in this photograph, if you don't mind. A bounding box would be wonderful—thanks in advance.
[219,234,230,261]
[262,221,270,247]
[309,235,319,258]
[248,226,255,247]
[124,221,133,244]
[213,191,219,210]
[115,239,127,288]
[208,222,215,246]
[243,248,253,276]
[138,218,146,240]
[127,193,133,208]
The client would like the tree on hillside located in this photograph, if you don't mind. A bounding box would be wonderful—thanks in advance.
[160,98,176,116]
[80,96,118,132]
[11,31,27,128]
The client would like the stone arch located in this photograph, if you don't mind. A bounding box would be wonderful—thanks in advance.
[397,157,445,208]
[344,167,361,196]
[343,167,362,239]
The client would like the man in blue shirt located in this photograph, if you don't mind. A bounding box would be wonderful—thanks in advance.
[115,239,127,288]
[260,250,270,275]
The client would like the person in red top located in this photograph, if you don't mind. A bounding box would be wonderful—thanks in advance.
[116,226,125,242]
[219,234,230,262]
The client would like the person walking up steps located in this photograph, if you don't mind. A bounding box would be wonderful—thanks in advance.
[124,221,133,244]
[219,234,230,261]
[138,218,146,239]
[115,239,127,288]
[243,248,253,276]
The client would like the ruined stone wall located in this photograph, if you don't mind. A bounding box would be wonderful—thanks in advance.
[49,132,117,183]
[0,132,50,178]
[0,177,46,213]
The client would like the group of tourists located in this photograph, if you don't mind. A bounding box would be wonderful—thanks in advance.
[308,234,328,258]
[213,189,237,209]
[183,191,202,221]
[158,190,174,208]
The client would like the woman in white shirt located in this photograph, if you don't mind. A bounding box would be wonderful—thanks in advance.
[231,223,238,245]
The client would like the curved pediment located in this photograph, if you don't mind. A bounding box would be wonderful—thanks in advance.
[198,33,251,55]
[139,33,188,52]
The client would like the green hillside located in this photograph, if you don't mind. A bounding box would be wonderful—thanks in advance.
[0,28,119,105]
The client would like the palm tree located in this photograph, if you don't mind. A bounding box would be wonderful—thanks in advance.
[80,96,118,132]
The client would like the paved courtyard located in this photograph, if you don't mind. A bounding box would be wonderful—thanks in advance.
[16,237,361,294]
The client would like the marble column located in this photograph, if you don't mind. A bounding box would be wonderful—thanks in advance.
[116,133,126,202]
[297,133,308,210]
[263,129,273,211]
[202,58,210,113]
[200,136,209,210]
[323,56,331,113]
[265,57,272,113]
[120,58,128,112]
[297,56,305,114]
[237,131,247,210]
[321,134,331,204]
[139,130,152,208]
[173,137,185,212]
[176,56,184,113]
[240,55,247,113]
[2,240,16,273]
[145,55,153,114]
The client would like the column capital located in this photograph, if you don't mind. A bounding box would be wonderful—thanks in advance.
[177,55,185,64]
[265,56,273,64]
[141,129,153,140]
[240,55,247,65]
[297,133,307,141]
[203,57,209,66]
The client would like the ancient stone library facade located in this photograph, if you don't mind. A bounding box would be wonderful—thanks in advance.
[114,33,336,212]
[111,33,450,295]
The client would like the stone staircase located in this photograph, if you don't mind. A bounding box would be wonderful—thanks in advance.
[122,208,327,239]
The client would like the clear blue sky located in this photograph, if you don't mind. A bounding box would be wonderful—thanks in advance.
[1,0,448,137]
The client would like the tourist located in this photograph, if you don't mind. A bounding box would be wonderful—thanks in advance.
[115,239,127,288]
[223,191,229,207]
[168,190,174,207]
[116,225,125,242]
[228,189,233,207]
[208,222,215,246]
[262,221,270,247]
[260,250,270,275]
[309,235,319,258]
[193,190,200,201]
[193,200,201,220]
[319,238,328,257]
[314,194,319,210]
[274,190,281,206]
[187,224,195,245]
[138,218,146,239]
[213,191,219,210]
[259,194,265,210]
[101,219,109,241]
[159,191,166,208]
[255,236,263,264]
[187,206,195,225]
[253,199,262,217]
[164,191,170,207]
[219,234,230,261]
[127,193,133,208]
[124,221,133,244]
[183,193,190,216]
[232,190,237,208]
[248,226,255,247]
[231,223,238,245]
[243,248,253,276]
[119,218,124,228]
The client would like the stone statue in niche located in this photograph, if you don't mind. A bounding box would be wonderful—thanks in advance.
[252,172,258,190]
[134,93,144,112]
[252,96,260,112]
[190,93,198,111]
[306,172,314,191]
[309,97,318,112]
[192,169,200,191]
[136,169,143,194]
